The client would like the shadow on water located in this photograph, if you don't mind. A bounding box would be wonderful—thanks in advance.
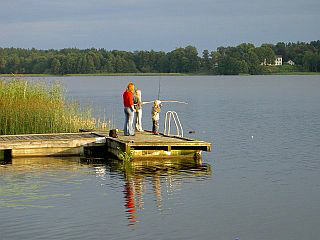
[88,157,213,226]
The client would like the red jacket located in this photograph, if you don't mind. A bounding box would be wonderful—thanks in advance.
[123,91,134,108]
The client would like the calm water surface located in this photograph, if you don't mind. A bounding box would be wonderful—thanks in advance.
[1,75,320,240]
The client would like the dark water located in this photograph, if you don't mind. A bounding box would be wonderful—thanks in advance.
[1,75,320,240]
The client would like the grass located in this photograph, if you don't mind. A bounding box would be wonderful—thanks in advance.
[269,72,320,75]
[0,74,56,77]
[1,72,319,78]
[0,78,108,135]
[0,73,186,77]
[118,148,134,162]
[262,65,320,75]
[64,73,186,76]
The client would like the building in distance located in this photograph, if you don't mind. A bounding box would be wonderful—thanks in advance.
[287,60,295,65]
[261,55,283,66]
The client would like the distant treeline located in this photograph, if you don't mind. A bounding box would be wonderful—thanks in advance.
[0,40,319,75]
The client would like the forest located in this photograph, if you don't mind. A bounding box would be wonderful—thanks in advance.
[0,40,319,75]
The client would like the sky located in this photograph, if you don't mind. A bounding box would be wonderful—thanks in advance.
[0,0,319,53]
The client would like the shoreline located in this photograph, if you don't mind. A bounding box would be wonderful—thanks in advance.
[0,73,187,77]
[0,72,319,77]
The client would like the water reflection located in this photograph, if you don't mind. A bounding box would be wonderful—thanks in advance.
[103,158,212,225]
[1,156,212,226]
[0,157,12,166]
[0,157,89,209]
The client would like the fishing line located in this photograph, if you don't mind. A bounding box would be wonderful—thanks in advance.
[157,75,161,100]
[180,100,196,134]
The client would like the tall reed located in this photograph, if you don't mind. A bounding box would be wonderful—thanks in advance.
[0,78,108,135]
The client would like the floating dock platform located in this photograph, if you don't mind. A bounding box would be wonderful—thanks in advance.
[0,131,212,160]
[105,131,211,159]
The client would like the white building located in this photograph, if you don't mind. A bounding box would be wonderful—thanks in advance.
[287,60,295,65]
[274,56,282,66]
[261,55,283,66]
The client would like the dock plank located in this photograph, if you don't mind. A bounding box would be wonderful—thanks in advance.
[0,133,99,142]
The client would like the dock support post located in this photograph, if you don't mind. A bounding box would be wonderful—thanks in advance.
[193,151,202,161]
[0,149,12,164]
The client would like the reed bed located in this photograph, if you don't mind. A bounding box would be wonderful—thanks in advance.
[0,78,109,135]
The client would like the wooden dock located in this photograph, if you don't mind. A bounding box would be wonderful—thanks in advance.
[0,133,105,158]
[105,131,211,159]
[0,131,212,160]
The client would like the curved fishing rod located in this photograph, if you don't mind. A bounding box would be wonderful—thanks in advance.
[158,76,161,100]
[142,100,188,105]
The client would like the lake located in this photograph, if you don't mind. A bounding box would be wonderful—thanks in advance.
[1,75,320,240]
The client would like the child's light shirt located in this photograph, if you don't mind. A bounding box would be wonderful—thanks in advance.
[152,105,161,121]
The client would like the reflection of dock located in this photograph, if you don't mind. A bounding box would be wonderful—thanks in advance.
[0,131,212,160]
[108,157,212,176]
[108,157,212,225]
[1,156,212,225]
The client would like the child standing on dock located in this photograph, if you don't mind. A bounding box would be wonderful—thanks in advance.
[152,100,161,134]
[134,89,143,132]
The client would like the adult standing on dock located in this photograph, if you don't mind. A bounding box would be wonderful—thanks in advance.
[123,83,135,136]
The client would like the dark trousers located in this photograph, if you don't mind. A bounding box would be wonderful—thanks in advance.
[152,120,159,133]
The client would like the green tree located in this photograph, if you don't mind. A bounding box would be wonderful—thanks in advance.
[238,60,249,74]
[217,56,241,75]
[86,54,95,73]
[255,45,276,65]
[274,42,287,61]
[8,55,21,73]
[202,49,211,71]
[32,56,49,74]
[50,58,61,74]
[303,51,319,72]
[184,46,200,72]
[0,56,6,73]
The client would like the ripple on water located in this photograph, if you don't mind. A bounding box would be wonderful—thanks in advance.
[1,156,213,239]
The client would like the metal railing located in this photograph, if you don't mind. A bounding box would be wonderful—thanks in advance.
[164,111,184,137]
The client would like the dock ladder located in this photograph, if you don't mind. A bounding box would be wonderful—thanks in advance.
[164,111,184,137]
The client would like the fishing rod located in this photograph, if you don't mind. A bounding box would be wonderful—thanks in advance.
[144,76,187,104]
[142,100,188,105]
[157,76,161,100]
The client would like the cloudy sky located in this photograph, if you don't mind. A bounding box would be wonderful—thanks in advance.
[1,0,319,52]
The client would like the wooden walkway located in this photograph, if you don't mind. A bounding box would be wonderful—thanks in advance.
[0,133,105,158]
[0,133,100,141]
[0,131,212,160]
